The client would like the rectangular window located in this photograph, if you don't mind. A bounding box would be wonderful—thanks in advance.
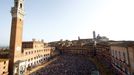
[3,66,6,69]
[15,2,18,7]
[25,52,27,55]
[4,61,6,64]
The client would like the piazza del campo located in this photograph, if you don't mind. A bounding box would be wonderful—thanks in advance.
[1,0,134,75]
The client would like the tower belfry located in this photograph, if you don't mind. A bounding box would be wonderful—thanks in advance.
[12,0,24,19]
[9,0,24,75]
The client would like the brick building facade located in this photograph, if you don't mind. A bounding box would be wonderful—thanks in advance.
[0,59,9,75]
[8,0,55,75]
[110,41,134,75]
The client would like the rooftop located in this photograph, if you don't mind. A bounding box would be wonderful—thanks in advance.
[109,41,134,47]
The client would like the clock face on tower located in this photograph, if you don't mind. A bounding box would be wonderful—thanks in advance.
[16,46,21,51]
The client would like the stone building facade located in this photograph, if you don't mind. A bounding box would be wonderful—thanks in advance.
[110,41,134,75]
[57,39,93,55]
[95,42,111,68]
[13,40,54,75]
[0,59,9,75]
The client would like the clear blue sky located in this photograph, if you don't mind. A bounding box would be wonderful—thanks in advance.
[1,0,134,46]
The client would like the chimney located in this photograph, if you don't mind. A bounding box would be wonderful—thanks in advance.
[41,39,44,43]
[32,38,36,42]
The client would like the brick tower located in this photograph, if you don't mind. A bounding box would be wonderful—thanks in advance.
[9,0,24,75]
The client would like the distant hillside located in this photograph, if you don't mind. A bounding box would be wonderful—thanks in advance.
[0,46,9,48]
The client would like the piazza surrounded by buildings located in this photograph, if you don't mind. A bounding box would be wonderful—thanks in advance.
[1,0,134,75]
[30,54,97,75]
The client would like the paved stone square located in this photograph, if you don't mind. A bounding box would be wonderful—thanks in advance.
[31,54,97,75]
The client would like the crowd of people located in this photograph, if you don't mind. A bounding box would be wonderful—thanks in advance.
[31,54,97,75]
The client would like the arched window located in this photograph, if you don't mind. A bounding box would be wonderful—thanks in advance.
[20,3,22,8]
[123,52,126,62]
[118,51,121,59]
[15,2,18,7]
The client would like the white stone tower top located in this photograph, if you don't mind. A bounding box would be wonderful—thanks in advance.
[11,0,24,19]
